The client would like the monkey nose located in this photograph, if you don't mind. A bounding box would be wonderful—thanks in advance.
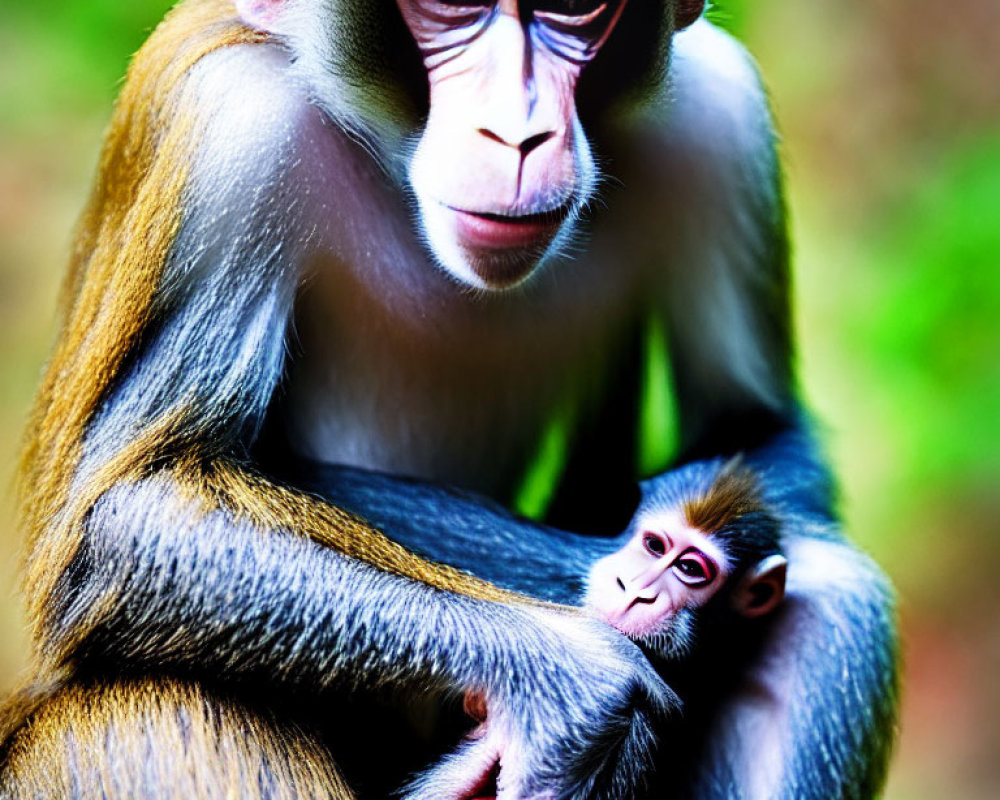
[615,576,659,612]
[477,127,556,159]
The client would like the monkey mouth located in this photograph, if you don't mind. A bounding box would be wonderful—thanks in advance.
[450,205,569,252]
[445,204,571,288]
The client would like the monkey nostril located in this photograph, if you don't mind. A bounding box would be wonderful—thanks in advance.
[478,127,507,145]
[616,577,626,592]
[519,131,555,157]
[477,128,555,157]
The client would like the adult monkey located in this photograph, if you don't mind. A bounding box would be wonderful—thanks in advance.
[0,0,898,798]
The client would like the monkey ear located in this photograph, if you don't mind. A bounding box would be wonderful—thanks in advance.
[732,555,787,619]
[234,0,290,34]
[674,1,706,31]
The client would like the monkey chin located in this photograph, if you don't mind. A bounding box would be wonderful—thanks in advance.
[612,609,697,664]
[461,242,552,290]
[418,199,565,290]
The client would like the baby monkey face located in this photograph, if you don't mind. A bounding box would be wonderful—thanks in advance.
[585,509,730,641]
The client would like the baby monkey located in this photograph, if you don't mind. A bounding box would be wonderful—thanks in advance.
[307,456,786,659]
[584,459,787,661]
[298,458,786,799]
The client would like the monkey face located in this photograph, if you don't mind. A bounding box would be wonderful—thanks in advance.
[397,0,628,290]
[585,501,788,660]
[584,509,729,648]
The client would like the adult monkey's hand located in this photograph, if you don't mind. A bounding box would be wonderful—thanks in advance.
[405,608,675,800]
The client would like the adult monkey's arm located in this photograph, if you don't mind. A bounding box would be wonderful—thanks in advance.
[11,6,673,800]
[627,22,899,799]
[280,15,898,800]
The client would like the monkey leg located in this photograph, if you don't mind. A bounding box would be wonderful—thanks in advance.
[0,676,354,800]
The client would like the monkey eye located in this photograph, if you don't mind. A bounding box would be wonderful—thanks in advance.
[426,0,494,24]
[642,532,668,558]
[534,1,609,27]
[534,0,606,15]
[672,549,717,587]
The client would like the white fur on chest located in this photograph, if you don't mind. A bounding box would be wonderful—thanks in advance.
[278,126,635,496]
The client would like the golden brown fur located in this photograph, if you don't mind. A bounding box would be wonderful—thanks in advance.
[0,1,900,797]
[20,0,264,623]
[20,0,512,653]
[682,462,764,534]
[4,0,519,789]
[1,678,353,799]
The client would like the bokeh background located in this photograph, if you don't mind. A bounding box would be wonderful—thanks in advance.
[0,0,997,797]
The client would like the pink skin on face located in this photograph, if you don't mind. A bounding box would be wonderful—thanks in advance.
[585,509,729,639]
[450,206,570,252]
[233,0,290,32]
[398,0,627,287]
[457,515,728,800]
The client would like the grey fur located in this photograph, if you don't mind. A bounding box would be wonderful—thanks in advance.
[10,6,897,800]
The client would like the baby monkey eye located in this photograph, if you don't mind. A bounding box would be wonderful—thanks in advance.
[672,550,717,587]
[642,532,667,557]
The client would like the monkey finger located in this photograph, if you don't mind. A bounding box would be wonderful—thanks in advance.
[401,734,502,800]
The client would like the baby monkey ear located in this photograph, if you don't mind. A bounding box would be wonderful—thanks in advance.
[732,554,787,619]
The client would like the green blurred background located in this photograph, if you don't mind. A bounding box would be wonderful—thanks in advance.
[0,1,997,797]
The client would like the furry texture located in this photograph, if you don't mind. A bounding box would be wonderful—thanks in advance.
[682,462,764,535]
[0,678,353,800]
[21,0,512,637]
[0,1,897,798]
[304,436,898,800]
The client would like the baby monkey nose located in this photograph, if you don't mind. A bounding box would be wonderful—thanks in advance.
[615,575,659,612]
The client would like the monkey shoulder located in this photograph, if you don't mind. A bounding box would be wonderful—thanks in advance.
[667,20,776,156]
[610,20,780,211]
[596,20,785,300]
[183,43,338,181]
[171,40,364,252]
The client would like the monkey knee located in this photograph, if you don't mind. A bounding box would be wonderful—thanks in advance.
[0,678,354,800]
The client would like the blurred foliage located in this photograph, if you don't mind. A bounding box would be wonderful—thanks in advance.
[0,2,170,125]
[0,1,998,799]
[855,139,1000,494]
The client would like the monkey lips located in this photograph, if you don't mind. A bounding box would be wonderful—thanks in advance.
[449,205,569,287]
[452,207,566,250]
